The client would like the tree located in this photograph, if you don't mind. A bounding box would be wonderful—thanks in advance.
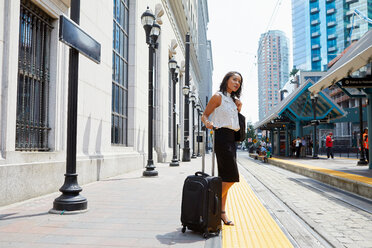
[244,121,256,148]
[289,68,299,77]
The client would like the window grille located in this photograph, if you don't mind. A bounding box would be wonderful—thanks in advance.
[16,0,53,151]
[112,0,129,145]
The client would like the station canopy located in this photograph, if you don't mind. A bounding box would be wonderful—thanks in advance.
[255,81,346,130]
[309,29,372,94]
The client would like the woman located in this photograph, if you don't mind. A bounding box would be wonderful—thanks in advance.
[201,71,242,226]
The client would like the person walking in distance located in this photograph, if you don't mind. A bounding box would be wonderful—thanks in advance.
[202,71,243,226]
[363,128,369,162]
[326,132,334,159]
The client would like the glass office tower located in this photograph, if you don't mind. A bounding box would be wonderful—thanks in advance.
[257,30,289,121]
[292,0,372,71]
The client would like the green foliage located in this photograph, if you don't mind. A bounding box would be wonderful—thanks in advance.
[243,121,256,147]
[289,68,299,77]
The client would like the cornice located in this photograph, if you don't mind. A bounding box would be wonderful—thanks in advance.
[162,0,201,83]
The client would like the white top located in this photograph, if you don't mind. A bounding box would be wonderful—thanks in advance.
[211,92,240,131]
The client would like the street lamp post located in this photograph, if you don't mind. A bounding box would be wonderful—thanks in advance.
[358,97,367,165]
[169,58,179,167]
[190,92,197,159]
[311,94,319,159]
[196,104,201,157]
[141,7,161,176]
[205,96,209,154]
[182,33,191,162]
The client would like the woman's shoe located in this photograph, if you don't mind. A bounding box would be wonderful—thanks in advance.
[221,211,234,226]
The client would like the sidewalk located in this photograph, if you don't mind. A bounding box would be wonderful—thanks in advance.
[256,153,372,199]
[0,155,220,248]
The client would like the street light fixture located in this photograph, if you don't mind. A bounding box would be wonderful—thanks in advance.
[169,58,179,167]
[141,7,161,176]
[310,93,319,159]
[182,33,191,162]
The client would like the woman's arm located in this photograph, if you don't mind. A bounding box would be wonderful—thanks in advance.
[201,94,221,129]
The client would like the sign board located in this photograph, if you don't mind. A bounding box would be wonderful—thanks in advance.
[59,15,101,64]
[341,78,372,88]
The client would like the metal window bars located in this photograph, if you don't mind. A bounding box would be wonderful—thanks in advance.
[16,0,52,151]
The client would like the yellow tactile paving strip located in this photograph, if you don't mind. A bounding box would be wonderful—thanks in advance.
[270,157,372,186]
[222,175,293,248]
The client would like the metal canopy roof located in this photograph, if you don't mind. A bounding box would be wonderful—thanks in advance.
[255,81,346,130]
[309,29,372,94]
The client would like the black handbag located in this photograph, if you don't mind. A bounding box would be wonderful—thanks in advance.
[235,113,246,142]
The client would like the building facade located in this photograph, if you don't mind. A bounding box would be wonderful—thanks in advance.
[292,0,372,71]
[0,0,213,206]
[257,30,289,121]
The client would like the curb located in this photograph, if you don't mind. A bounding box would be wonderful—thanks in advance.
[267,158,372,199]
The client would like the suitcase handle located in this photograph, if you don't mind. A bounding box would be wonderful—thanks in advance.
[195,171,210,177]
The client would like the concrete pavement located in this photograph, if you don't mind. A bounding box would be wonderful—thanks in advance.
[0,155,221,248]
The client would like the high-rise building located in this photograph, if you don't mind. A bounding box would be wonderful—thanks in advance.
[292,0,372,71]
[257,30,289,121]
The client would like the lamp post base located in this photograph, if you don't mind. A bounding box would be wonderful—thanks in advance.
[357,159,368,166]
[170,158,179,166]
[143,160,158,177]
[197,153,201,157]
[312,156,319,159]
[191,153,197,159]
[51,173,88,213]
[51,194,88,213]
[143,170,158,176]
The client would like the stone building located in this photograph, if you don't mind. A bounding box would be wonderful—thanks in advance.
[0,0,213,206]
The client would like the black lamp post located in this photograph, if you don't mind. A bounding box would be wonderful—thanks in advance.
[190,92,197,159]
[358,98,367,165]
[169,58,179,166]
[182,33,191,162]
[205,96,209,154]
[51,0,87,213]
[141,7,161,176]
[311,93,319,159]
[196,103,201,157]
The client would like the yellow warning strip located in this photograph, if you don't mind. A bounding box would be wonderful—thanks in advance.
[222,176,293,248]
[270,157,372,185]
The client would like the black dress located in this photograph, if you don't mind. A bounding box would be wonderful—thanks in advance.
[214,127,239,182]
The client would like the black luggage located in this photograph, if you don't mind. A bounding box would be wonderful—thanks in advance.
[180,128,222,238]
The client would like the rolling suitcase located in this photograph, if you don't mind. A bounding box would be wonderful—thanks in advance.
[180,127,222,238]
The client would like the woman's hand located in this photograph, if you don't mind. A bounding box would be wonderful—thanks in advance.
[205,120,214,130]
[234,99,242,112]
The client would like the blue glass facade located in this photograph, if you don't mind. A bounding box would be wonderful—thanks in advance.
[292,0,371,71]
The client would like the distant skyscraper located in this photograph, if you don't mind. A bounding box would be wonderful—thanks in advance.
[292,0,372,71]
[257,30,289,121]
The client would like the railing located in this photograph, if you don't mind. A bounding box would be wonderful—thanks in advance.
[16,0,52,151]
[318,147,361,158]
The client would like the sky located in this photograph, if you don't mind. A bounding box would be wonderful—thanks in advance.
[207,0,293,124]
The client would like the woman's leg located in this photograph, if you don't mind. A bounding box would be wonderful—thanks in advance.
[221,182,235,224]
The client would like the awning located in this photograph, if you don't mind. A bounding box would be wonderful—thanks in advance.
[255,80,346,130]
[309,29,372,94]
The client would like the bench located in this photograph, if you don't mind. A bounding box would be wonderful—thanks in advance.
[249,153,268,163]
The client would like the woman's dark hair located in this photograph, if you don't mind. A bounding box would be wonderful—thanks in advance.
[219,71,243,99]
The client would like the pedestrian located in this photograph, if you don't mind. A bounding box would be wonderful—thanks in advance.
[301,137,306,157]
[295,137,301,158]
[202,71,243,226]
[363,128,369,162]
[326,132,334,159]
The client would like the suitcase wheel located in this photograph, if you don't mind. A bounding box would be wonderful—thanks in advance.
[181,226,186,233]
